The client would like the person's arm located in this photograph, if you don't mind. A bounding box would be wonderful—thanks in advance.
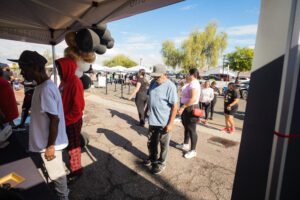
[209,89,214,102]
[164,103,179,133]
[0,109,5,128]
[128,82,141,100]
[44,112,59,161]
[227,98,239,110]
[227,91,239,110]
[178,88,197,115]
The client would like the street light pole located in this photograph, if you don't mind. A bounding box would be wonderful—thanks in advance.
[222,55,226,74]
[140,58,143,66]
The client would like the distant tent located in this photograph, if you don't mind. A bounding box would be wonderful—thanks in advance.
[126,65,151,73]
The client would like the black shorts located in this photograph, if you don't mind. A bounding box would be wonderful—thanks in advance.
[224,107,238,115]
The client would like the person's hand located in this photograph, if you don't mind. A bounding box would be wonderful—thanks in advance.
[44,145,56,161]
[128,96,132,101]
[178,107,184,115]
[227,105,231,110]
[164,124,173,133]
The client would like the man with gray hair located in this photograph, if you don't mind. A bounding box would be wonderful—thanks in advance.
[144,65,178,174]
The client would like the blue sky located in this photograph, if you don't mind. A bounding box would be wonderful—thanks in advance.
[0,0,260,66]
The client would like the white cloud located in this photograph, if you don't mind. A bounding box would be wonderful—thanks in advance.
[173,36,188,46]
[180,4,198,11]
[224,24,258,36]
[228,38,256,46]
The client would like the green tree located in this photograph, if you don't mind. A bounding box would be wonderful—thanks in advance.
[182,22,228,70]
[10,63,19,70]
[161,22,228,71]
[103,54,137,68]
[226,47,254,81]
[161,40,183,69]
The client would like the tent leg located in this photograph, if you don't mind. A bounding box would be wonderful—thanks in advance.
[51,45,57,85]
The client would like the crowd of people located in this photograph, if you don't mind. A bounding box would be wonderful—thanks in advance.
[0,50,240,200]
[128,66,239,173]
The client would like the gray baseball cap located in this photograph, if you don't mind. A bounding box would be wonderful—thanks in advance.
[151,64,167,77]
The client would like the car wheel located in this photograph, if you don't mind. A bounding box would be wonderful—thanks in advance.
[242,90,248,100]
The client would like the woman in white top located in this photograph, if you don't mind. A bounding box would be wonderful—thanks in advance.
[177,68,201,159]
[199,81,214,124]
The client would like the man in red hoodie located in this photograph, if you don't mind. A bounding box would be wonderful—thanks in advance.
[55,58,85,182]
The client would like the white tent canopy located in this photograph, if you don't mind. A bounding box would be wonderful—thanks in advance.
[92,64,110,72]
[110,65,127,72]
[0,0,183,45]
[126,65,152,73]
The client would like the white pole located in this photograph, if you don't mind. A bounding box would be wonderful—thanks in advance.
[51,45,57,85]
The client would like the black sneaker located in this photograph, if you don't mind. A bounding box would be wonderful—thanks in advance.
[139,120,145,127]
[151,164,166,174]
[142,159,152,166]
[67,173,82,185]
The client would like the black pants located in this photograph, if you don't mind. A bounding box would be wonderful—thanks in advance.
[135,92,148,124]
[210,99,217,119]
[147,126,171,165]
[200,103,210,120]
[181,105,198,150]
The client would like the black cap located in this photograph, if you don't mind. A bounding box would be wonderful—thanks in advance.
[8,50,47,66]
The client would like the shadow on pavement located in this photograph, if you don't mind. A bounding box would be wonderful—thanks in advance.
[69,145,188,200]
[214,110,245,121]
[108,109,148,137]
[97,128,148,160]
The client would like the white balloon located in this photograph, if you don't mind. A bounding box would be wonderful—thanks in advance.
[75,69,83,78]
[77,60,90,72]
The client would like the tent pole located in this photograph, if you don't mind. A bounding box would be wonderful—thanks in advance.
[49,28,57,85]
[51,44,57,85]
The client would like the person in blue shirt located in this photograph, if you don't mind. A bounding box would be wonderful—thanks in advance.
[143,65,178,174]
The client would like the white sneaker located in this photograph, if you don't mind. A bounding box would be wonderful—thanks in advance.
[184,150,197,159]
[175,143,190,151]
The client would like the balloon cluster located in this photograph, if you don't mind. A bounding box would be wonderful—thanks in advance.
[64,24,114,89]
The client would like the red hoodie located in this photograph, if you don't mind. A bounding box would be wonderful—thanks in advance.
[0,77,18,123]
[56,58,85,126]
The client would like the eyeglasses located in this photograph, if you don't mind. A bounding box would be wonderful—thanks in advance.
[152,76,161,80]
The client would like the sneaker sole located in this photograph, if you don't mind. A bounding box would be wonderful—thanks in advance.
[152,167,166,174]
[184,155,197,159]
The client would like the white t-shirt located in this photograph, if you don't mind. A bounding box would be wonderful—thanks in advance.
[200,87,214,103]
[29,79,68,152]
[50,74,61,87]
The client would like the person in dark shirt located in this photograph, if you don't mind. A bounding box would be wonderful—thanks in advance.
[128,69,148,126]
[15,80,36,128]
[210,81,220,120]
[221,82,239,134]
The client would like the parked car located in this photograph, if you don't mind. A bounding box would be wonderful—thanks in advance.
[238,81,250,100]
[235,76,250,84]
[201,74,234,81]
[176,73,185,79]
